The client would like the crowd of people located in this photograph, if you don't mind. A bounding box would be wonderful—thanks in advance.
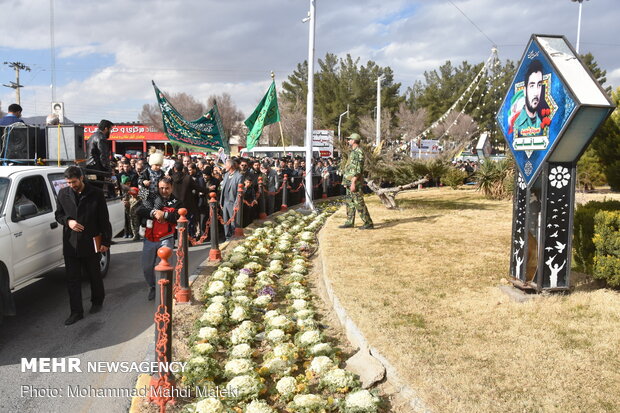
[109,149,346,241]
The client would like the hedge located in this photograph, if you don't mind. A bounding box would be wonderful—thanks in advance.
[573,200,620,274]
[593,210,620,287]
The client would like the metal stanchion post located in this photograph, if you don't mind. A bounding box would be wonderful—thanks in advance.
[175,208,190,303]
[300,172,306,205]
[281,174,289,211]
[322,176,328,199]
[234,183,245,238]
[258,176,267,219]
[208,192,222,261]
[149,246,175,408]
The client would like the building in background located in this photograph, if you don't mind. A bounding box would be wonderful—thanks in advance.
[82,122,170,156]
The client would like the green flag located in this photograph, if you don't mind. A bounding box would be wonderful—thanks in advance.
[152,81,229,152]
[244,81,280,150]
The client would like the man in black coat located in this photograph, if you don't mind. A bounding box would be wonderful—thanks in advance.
[55,166,112,325]
[86,119,114,195]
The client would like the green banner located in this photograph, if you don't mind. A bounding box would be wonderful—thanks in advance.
[152,81,228,152]
[244,81,280,150]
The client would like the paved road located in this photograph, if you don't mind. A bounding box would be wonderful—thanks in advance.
[0,237,211,413]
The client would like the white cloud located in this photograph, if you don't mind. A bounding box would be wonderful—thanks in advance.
[0,0,618,123]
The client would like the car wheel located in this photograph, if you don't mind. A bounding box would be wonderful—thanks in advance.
[0,265,16,316]
[100,250,110,278]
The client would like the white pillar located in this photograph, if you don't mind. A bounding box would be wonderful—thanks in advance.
[376,75,383,146]
[576,0,583,53]
[304,0,316,208]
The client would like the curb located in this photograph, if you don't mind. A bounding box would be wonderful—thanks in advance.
[318,214,432,413]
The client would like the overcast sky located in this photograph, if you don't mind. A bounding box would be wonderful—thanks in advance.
[1,0,618,124]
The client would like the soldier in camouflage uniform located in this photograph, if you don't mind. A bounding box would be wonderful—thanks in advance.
[340,133,373,229]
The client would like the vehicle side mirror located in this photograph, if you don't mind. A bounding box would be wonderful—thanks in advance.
[16,203,38,220]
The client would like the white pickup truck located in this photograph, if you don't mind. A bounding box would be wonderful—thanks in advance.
[0,166,125,302]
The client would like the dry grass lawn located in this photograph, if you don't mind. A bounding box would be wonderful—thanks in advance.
[319,187,620,413]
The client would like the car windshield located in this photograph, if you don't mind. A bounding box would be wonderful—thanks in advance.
[0,178,10,213]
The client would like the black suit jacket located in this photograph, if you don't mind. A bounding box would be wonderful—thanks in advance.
[55,183,112,257]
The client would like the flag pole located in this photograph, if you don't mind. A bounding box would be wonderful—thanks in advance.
[271,71,287,156]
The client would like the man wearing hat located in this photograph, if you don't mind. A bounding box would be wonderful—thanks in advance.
[340,133,373,229]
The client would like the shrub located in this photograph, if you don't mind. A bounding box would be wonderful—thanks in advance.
[592,210,620,287]
[577,146,607,190]
[441,168,468,189]
[573,200,620,274]
[474,158,514,200]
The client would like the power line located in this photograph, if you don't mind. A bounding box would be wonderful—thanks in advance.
[447,0,496,47]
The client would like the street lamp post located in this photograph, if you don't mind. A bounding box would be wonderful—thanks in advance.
[337,104,349,141]
[376,75,384,146]
[303,0,316,209]
[571,0,590,53]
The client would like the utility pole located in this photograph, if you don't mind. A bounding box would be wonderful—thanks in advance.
[3,61,31,105]
[571,0,590,53]
[302,0,316,209]
[376,74,384,146]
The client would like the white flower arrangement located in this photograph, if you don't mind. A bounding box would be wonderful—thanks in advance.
[253,294,272,307]
[320,368,357,391]
[225,375,264,401]
[224,358,255,377]
[266,315,294,331]
[291,299,309,311]
[230,305,250,323]
[295,309,315,320]
[191,397,224,413]
[272,342,298,360]
[309,342,332,356]
[233,245,248,254]
[276,242,291,252]
[230,343,253,359]
[298,329,322,347]
[206,281,227,296]
[276,376,297,397]
[231,322,256,345]
[205,302,227,315]
[288,394,326,412]
[254,247,270,256]
[256,278,275,289]
[232,295,252,306]
[289,264,307,274]
[193,342,215,356]
[198,327,219,341]
[243,262,263,273]
[208,295,227,304]
[244,399,275,413]
[285,273,305,283]
[261,356,291,375]
[287,281,304,289]
[235,273,251,285]
[200,311,224,326]
[232,282,248,291]
[296,318,318,331]
[264,310,280,320]
[289,287,309,299]
[266,329,287,344]
[344,389,381,413]
[308,356,335,375]
[210,270,229,282]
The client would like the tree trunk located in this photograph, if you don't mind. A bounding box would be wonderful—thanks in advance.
[367,177,430,209]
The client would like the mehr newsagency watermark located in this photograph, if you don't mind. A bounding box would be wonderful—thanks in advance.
[19,357,238,399]
[21,384,236,399]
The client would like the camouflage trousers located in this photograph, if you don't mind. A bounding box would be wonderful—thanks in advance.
[344,186,373,226]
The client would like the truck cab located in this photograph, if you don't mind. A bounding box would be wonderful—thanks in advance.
[0,166,125,300]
